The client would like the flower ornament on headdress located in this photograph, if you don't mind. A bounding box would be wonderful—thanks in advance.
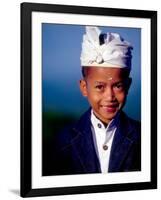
[80,26,133,69]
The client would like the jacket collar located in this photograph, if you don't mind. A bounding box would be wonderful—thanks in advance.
[108,112,137,172]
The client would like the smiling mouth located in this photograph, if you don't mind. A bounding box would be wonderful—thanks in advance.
[100,104,118,112]
[101,104,118,108]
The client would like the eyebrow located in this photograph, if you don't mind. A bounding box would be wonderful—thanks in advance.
[94,80,124,85]
[94,81,106,84]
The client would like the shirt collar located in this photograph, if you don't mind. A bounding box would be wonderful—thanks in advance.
[91,109,120,132]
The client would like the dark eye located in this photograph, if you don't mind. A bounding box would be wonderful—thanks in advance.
[116,84,123,88]
[114,83,124,90]
[95,85,104,90]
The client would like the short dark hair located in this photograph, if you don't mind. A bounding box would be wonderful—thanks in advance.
[81,67,87,78]
[81,66,131,78]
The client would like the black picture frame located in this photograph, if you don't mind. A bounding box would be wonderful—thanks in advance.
[21,2,157,197]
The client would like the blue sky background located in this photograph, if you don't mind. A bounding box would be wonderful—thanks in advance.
[42,24,141,121]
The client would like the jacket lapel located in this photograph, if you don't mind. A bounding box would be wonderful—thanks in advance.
[71,109,101,173]
[108,112,135,172]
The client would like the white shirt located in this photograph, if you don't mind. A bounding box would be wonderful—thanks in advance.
[91,110,119,173]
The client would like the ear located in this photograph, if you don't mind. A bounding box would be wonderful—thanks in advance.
[79,79,88,97]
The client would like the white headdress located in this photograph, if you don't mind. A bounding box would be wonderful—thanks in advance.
[80,26,133,69]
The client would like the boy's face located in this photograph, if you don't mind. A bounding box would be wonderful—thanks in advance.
[80,67,131,124]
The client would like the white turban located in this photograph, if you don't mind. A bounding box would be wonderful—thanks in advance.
[80,26,133,69]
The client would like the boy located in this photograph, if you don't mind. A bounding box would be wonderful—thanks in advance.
[52,26,141,175]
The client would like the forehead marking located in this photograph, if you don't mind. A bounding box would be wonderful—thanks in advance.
[107,77,113,81]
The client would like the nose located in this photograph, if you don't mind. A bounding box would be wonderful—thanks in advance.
[103,86,115,102]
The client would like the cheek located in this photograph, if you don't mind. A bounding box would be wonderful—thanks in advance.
[87,91,100,105]
[116,92,126,104]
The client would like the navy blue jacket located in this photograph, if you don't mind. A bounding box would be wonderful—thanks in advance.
[52,109,141,175]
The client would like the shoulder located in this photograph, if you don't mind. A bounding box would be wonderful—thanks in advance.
[120,111,140,128]
[120,111,141,141]
[53,108,91,148]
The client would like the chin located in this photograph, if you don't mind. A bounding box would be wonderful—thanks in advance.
[102,112,118,122]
